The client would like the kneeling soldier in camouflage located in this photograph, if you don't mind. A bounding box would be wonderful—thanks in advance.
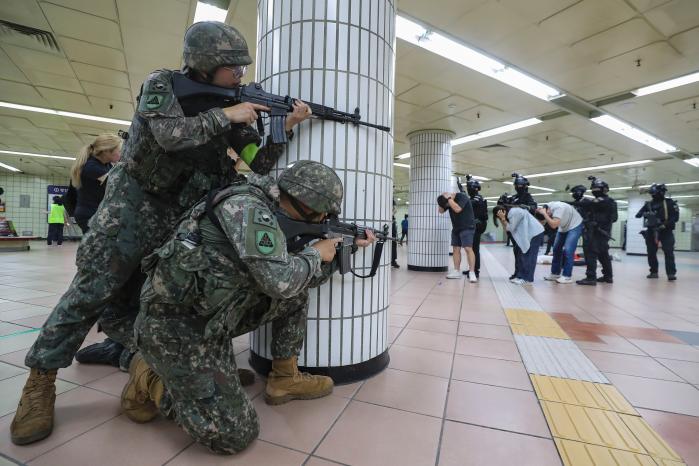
[121,161,374,454]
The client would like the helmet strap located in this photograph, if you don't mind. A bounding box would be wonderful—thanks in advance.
[289,195,321,222]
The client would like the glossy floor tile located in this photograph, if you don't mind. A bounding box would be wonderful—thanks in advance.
[0,242,697,465]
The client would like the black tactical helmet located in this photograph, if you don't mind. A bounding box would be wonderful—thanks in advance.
[497,193,513,206]
[648,183,667,197]
[588,176,609,194]
[570,184,586,201]
[512,173,529,194]
[182,21,252,76]
[278,161,343,215]
[465,174,481,195]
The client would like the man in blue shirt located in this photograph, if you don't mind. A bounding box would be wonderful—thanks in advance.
[400,215,408,245]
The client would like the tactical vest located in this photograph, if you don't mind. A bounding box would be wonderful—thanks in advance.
[140,180,275,335]
[123,69,238,207]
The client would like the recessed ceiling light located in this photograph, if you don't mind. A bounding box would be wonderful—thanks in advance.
[395,16,562,101]
[590,115,677,153]
[524,160,653,178]
[193,1,227,23]
[0,101,131,126]
[632,71,699,97]
[0,150,75,161]
[0,161,21,172]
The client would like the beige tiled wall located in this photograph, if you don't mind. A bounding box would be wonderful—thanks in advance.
[0,172,70,237]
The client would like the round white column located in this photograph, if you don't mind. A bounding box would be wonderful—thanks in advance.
[250,0,396,382]
[406,129,454,272]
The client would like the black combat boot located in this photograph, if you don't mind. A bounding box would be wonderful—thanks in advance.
[668,275,677,281]
[596,276,613,283]
[576,278,597,286]
[75,338,124,367]
[646,272,659,279]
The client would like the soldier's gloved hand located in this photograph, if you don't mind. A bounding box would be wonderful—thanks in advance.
[285,100,312,131]
[223,102,270,125]
[658,224,666,231]
[355,229,376,248]
[312,237,342,262]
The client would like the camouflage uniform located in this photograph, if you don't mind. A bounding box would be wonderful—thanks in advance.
[135,173,335,454]
[25,29,287,370]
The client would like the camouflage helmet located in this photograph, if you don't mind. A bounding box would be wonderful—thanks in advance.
[182,21,252,75]
[278,161,343,215]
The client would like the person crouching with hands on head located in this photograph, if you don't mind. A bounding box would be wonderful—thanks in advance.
[494,205,545,286]
[438,191,477,282]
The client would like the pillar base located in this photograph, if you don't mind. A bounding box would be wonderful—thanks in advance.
[249,350,390,385]
[407,265,448,272]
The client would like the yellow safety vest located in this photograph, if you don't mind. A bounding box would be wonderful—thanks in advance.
[49,204,65,224]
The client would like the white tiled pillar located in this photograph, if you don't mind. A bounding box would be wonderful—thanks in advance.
[250,0,396,382]
[406,129,454,272]
[626,195,647,255]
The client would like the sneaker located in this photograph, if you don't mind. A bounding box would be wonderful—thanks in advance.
[544,274,560,281]
[510,278,524,285]
[647,272,659,279]
[391,262,400,269]
[469,276,478,283]
[556,276,573,284]
[446,271,462,279]
[519,280,533,286]
[509,273,517,280]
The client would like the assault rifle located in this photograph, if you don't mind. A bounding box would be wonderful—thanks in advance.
[171,72,391,144]
[276,213,396,278]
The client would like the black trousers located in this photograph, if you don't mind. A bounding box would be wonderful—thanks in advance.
[644,229,676,276]
[47,223,64,245]
[585,232,612,279]
[400,231,407,243]
[510,234,521,277]
[391,237,398,264]
[473,231,483,275]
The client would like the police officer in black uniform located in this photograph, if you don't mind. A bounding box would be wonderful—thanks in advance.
[636,183,679,280]
[509,173,537,280]
[576,177,617,285]
[463,175,488,279]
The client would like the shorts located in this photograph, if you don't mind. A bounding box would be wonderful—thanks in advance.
[451,228,475,248]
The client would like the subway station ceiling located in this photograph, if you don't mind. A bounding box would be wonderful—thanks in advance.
[0,0,697,206]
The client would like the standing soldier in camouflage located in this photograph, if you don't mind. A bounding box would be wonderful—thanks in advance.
[121,161,375,454]
[10,21,312,446]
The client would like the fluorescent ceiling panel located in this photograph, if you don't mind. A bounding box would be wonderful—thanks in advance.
[0,150,76,161]
[0,161,21,172]
[590,115,677,153]
[502,181,556,192]
[452,118,542,146]
[395,16,562,101]
[394,163,410,168]
[684,158,699,168]
[525,160,653,178]
[193,2,228,23]
[632,71,699,97]
[0,101,131,126]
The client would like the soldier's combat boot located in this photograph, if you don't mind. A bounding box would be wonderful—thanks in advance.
[10,368,57,445]
[75,338,124,368]
[265,356,333,405]
[121,353,164,423]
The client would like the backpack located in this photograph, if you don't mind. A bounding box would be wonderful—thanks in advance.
[63,182,78,217]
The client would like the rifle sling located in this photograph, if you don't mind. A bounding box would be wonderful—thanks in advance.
[350,240,384,279]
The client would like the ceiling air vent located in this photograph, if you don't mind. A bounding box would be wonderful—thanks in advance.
[0,20,60,52]
[478,143,509,152]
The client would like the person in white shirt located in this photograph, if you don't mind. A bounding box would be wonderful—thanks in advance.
[494,206,544,285]
[537,202,583,284]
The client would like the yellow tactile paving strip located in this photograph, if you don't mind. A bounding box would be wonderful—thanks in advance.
[531,375,637,415]
[490,286,687,464]
[504,308,570,339]
[555,438,657,466]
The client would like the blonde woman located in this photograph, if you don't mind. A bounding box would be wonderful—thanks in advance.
[70,134,122,233]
